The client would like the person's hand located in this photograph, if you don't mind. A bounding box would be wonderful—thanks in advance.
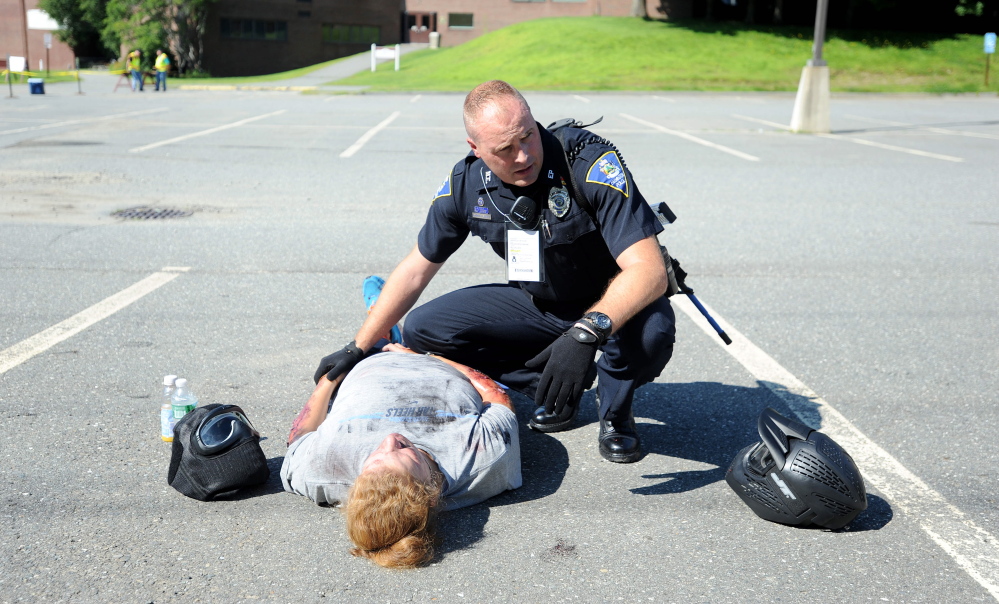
[525,328,599,415]
[382,343,414,354]
[313,341,364,384]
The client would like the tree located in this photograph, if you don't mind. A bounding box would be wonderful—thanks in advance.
[38,0,116,58]
[103,0,215,72]
[104,0,166,63]
[631,0,649,18]
[159,0,216,74]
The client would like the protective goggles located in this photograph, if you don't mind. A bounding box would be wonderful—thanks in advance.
[191,404,260,456]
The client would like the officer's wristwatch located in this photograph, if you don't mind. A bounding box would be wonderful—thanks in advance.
[575,311,613,346]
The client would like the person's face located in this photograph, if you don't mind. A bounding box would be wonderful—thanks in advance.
[466,97,543,188]
[360,433,434,483]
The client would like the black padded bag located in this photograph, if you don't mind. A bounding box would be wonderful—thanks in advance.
[167,404,270,501]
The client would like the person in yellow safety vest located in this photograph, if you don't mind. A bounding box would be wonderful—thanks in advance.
[127,49,143,92]
[154,50,170,92]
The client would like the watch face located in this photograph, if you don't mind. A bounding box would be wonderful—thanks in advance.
[589,313,612,331]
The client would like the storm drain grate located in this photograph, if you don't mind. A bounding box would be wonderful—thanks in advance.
[112,206,193,220]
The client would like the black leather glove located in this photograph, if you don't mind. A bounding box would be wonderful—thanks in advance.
[525,326,599,415]
[314,341,364,384]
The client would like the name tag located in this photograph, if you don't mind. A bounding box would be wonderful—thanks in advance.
[506,226,542,282]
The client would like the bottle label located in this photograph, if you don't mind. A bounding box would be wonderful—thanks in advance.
[172,403,195,420]
[160,406,175,440]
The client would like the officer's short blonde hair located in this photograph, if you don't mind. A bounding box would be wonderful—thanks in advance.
[463,80,531,138]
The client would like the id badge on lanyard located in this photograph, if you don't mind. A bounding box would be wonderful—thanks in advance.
[505,224,544,282]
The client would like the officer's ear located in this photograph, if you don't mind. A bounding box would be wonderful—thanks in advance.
[467,137,482,158]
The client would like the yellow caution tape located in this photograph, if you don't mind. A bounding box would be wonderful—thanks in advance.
[3,69,81,77]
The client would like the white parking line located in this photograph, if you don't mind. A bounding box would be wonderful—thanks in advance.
[339,111,401,158]
[411,95,422,103]
[620,113,760,162]
[673,295,999,601]
[129,110,287,153]
[816,132,964,163]
[573,95,591,103]
[0,267,190,375]
[731,114,791,130]
[846,114,999,141]
[0,108,169,136]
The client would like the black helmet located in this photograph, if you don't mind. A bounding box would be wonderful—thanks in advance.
[726,408,867,530]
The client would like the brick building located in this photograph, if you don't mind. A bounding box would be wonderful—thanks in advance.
[0,0,75,73]
[403,0,691,46]
[203,0,691,75]
[203,0,404,77]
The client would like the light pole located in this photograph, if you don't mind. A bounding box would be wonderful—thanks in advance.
[790,0,830,133]
[19,0,30,68]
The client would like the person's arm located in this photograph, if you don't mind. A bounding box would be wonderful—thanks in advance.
[586,234,668,332]
[526,235,667,415]
[353,245,443,351]
[383,344,514,412]
[287,373,345,446]
[313,245,443,384]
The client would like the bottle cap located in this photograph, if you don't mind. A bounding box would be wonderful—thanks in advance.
[174,378,187,388]
[163,375,178,386]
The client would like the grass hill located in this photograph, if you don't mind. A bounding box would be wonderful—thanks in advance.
[334,17,995,93]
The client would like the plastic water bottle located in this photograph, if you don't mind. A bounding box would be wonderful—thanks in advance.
[160,375,177,442]
[171,378,198,421]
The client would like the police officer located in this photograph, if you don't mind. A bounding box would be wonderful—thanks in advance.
[316,80,675,463]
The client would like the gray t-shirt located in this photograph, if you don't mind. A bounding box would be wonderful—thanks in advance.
[281,352,521,510]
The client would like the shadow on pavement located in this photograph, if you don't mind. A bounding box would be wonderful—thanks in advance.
[618,381,891,531]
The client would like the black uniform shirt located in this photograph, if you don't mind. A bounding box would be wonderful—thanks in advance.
[418,125,663,305]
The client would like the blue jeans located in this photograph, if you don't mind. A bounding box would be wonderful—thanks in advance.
[131,69,143,91]
[155,71,167,91]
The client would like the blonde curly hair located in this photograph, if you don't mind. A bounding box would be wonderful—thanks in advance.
[344,470,443,569]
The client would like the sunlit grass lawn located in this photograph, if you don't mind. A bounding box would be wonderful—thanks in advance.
[332,17,995,93]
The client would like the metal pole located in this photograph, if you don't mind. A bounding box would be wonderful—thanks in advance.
[7,54,13,98]
[19,0,29,68]
[987,54,991,87]
[46,48,50,76]
[810,0,829,67]
[76,57,83,95]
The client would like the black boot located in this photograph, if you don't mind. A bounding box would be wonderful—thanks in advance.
[598,411,641,463]
[528,402,579,433]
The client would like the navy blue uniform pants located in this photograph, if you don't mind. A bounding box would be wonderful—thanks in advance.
[403,284,675,422]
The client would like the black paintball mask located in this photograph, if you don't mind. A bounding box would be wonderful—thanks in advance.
[726,408,867,530]
[168,404,270,501]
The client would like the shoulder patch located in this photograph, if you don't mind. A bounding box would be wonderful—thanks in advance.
[586,151,629,197]
[432,171,452,202]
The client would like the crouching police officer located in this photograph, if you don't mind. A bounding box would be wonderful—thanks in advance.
[315,80,675,463]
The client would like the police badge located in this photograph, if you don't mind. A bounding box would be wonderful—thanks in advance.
[548,179,571,218]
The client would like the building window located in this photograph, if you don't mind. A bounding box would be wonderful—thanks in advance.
[322,24,380,44]
[220,18,288,41]
[448,13,473,29]
[298,10,311,17]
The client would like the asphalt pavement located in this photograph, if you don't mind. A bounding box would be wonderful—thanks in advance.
[1,74,997,603]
